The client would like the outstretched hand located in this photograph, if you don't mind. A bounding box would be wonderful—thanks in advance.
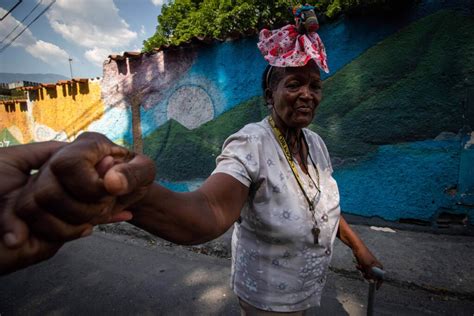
[0,132,156,275]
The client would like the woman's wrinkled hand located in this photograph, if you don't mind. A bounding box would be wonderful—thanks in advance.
[353,245,384,289]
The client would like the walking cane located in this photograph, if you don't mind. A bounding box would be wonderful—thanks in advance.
[367,266,386,316]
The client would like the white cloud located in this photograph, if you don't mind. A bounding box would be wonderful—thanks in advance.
[25,40,69,65]
[84,47,110,66]
[47,0,137,51]
[140,25,146,36]
[151,0,167,6]
[0,8,70,66]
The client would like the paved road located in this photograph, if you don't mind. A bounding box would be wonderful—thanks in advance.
[1,233,473,315]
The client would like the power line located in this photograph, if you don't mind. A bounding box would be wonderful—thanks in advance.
[0,0,44,45]
[0,0,56,54]
[0,0,22,21]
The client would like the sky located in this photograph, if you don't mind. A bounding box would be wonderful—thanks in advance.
[0,0,167,78]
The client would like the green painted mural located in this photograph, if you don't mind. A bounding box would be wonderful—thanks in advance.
[0,128,21,147]
[139,9,474,225]
[312,9,474,159]
[1,3,472,225]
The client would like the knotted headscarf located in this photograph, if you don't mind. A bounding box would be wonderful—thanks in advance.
[257,4,329,73]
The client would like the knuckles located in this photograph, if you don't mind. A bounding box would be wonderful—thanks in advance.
[18,133,155,234]
[76,131,112,143]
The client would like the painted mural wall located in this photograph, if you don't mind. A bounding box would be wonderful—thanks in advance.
[0,79,105,145]
[1,1,472,225]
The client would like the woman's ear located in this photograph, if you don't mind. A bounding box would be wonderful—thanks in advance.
[265,88,274,109]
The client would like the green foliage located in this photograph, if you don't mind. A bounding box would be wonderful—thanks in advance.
[318,0,417,18]
[325,0,342,18]
[143,0,415,51]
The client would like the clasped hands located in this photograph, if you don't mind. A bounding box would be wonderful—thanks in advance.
[0,132,156,275]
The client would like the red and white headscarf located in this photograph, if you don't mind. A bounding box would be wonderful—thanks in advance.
[257,23,329,73]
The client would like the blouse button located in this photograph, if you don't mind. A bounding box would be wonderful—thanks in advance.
[321,214,328,222]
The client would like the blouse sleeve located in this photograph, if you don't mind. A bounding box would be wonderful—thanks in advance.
[318,136,333,174]
[306,129,334,174]
[211,127,262,188]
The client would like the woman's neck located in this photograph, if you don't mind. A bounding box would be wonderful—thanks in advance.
[270,112,309,173]
[271,112,302,154]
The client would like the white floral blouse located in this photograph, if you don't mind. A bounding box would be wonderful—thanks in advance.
[212,117,341,312]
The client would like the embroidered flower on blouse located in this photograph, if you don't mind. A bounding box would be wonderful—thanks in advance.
[249,249,258,261]
[275,209,300,221]
[246,134,259,143]
[247,212,262,226]
[245,278,258,292]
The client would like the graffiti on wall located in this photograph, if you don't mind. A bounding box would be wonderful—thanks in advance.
[0,80,105,145]
[134,8,473,224]
[0,140,10,147]
[1,2,472,224]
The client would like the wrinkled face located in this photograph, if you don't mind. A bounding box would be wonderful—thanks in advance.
[266,62,322,129]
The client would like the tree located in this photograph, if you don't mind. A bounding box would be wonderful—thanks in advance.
[143,0,417,52]
[143,0,291,51]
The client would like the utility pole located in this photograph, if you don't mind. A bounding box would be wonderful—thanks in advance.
[68,57,73,79]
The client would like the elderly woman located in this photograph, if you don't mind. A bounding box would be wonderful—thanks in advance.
[1,6,382,314]
[128,59,382,314]
[128,7,383,314]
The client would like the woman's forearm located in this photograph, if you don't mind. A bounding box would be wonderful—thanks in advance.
[337,215,383,276]
[337,216,367,253]
[128,183,225,245]
[127,174,248,245]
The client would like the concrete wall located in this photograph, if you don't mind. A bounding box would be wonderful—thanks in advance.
[0,1,472,225]
[0,79,105,144]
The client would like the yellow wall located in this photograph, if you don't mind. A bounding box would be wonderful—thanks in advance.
[0,100,31,143]
[0,81,105,144]
[32,81,105,140]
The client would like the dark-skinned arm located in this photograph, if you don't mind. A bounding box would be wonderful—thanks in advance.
[1,133,156,276]
[129,173,249,245]
[337,216,367,252]
[337,215,384,288]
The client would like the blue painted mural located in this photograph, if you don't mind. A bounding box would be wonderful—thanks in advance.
[334,139,461,222]
[93,0,473,226]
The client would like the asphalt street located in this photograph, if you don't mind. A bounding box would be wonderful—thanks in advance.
[1,232,473,315]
